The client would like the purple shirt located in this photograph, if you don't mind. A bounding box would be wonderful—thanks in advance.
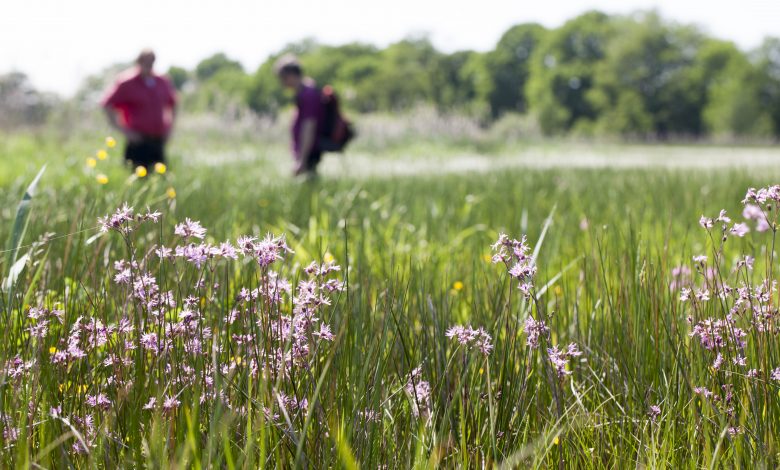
[292,81,324,154]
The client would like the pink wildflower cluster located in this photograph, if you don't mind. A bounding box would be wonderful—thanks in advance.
[2,356,35,383]
[0,414,19,443]
[698,209,750,238]
[98,203,160,234]
[523,317,549,349]
[692,383,741,432]
[237,234,294,267]
[491,233,537,298]
[648,405,661,421]
[689,316,747,352]
[669,265,692,291]
[405,366,431,421]
[445,324,494,355]
[12,204,347,452]
[682,186,780,435]
[493,233,583,381]
[741,185,780,233]
[547,343,582,378]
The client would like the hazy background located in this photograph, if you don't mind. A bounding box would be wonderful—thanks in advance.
[3,0,780,142]
[3,0,779,96]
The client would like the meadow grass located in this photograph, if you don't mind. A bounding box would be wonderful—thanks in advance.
[1,130,780,468]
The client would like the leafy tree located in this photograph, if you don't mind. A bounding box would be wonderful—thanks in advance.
[754,38,780,136]
[429,50,481,112]
[247,40,379,115]
[301,43,378,85]
[246,58,285,116]
[481,24,546,118]
[458,52,492,118]
[299,42,380,112]
[357,37,441,110]
[245,40,322,116]
[590,12,706,137]
[704,67,773,138]
[190,68,251,113]
[195,53,244,83]
[167,66,190,91]
[67,12,780,139]
[526,11,615,134]
[335,54,382,112]
[701,40,773,138]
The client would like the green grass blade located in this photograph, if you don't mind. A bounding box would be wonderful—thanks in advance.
[5,165,46,267]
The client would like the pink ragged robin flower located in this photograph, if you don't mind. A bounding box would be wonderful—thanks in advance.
[174,218,207,239]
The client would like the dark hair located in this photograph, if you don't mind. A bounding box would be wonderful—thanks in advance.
[136,48,156,64]
[274,54,302,77]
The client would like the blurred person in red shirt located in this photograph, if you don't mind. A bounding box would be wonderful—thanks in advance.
[102,49,177,170]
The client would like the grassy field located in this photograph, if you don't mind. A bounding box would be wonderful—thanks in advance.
[2,127,780,468]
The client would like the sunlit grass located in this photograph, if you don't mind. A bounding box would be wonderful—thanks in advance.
[1,130,780,467]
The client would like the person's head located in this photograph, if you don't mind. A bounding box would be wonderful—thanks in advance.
[136,49,156,76]
[274,54,303,89]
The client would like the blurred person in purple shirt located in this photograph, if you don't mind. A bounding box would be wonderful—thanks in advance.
[275,55,325,176]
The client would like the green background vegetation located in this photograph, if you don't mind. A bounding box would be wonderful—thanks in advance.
[2,132,780,466]
[6,10,780,140]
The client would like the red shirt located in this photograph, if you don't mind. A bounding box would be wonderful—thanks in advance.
[102,69,177,138]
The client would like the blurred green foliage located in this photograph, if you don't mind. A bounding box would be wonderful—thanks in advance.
[5,10,780,139]
[176,10,780,139]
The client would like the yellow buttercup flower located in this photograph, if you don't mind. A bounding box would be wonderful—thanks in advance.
[324,252,335,263]
[97,149,108,160]
[96,174,109,185]
[483,254,492,263]
[154,162,167,174]
[553,436,560,445]
[453,281,464,291]
[105,136,117,148]
[86,157,97,168]
[135,166,148,178]
[49,347,57,354]
[166,187,176,199]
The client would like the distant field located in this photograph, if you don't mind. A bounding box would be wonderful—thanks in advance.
[1,127,780,467]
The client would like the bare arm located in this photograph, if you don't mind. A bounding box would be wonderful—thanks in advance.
[103,105,141,142]
[297,118,317,161]
[165,105,177,141]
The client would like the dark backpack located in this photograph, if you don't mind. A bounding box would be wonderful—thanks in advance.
[319,85,355,152]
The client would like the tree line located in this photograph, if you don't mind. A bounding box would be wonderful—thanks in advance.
[172,11,780,139]
[4,10,780,139]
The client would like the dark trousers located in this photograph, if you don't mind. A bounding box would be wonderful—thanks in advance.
[125,137,165,168]
[303,148,322,172]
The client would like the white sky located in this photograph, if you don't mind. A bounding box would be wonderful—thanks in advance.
[2,0,779,96]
